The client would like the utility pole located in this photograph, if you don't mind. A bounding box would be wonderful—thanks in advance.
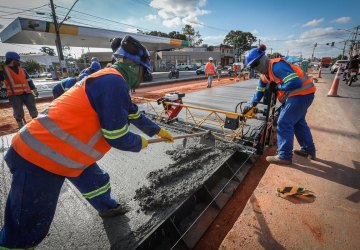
[311,43,317,62]
[50,0,65,76]
[270,48,273,58]
[349,25,359,57]
[342,40,347,59]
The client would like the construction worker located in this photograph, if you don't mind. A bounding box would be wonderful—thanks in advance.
[205,57,216,88]
[91,56,99,62]
[0,51,39,129]
[244,44,316,165]
[52,73,88,99]
[0,35,174,248]
[80,60,101,75]
[216,63,223,81]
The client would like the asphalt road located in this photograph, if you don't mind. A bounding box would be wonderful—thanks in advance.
[319,67,360,129]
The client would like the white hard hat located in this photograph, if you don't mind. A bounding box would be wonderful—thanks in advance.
[209,57,213,61]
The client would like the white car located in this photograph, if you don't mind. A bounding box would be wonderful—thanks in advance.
[330,60,349,74]
[29,72,40,78]
[39,72,49,77]
[176,63,194,70]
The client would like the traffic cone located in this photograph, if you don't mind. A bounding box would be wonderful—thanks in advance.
[317,67,322,78]
[327,64,341,97]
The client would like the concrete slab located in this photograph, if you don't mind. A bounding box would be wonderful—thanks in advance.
[0,79,262,248]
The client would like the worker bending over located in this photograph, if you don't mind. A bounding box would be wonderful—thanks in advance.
[52,73,88,99]
[0,35,174,248]
[244,44,316,165]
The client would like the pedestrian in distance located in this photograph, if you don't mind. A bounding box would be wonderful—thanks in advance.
[52,73,88,99]
[0,51,39,129]
[0,35,175,249]
[243,44,316,165]
[216,63,223,81]
[205,57,216,88]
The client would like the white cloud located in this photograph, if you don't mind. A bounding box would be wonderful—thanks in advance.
[280,27,348,58]
[150,0,210,28]
[145,14,158,21]
[251,29,259,35]
[287,34,295,39]
[302,18,324,27]
[202,35,225,45]
[332,17,351,24]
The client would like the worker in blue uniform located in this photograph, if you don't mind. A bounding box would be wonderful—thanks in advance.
[80,60,101,75]
[0,35,174,248]
[52,73,88,99]
[244,44,316,165]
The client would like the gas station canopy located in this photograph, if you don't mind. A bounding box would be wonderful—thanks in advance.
[0,17,189,51]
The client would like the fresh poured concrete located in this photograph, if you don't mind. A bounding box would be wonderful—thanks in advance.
[0,80,260,249]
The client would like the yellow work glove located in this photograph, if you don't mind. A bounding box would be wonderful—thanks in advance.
[141,136,148,149]
[157,128,174,143]
[32,88,39,97]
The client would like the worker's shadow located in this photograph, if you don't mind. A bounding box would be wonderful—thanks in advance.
[102,215,136,249]
[250,195,286,250]
[291,156,360,203]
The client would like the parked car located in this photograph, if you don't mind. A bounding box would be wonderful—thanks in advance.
[196,65,205,75]
[0,81,8,99]
[39,72,49,77]
[330,60,349,74]
[29,72,40,78]
[176,63,194,71]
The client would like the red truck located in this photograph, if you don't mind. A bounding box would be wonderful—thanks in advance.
[320,57,332,68]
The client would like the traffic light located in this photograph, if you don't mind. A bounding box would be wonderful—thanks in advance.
[331,42,335,47]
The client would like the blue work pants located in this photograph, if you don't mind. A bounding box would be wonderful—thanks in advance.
[0,147,117,248]
[277,93,315,160]
[207,74,214,87]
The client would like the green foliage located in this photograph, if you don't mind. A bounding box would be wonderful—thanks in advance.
[40,46,56,56]
[168,31,187,40]
[22,59,41,73]
[145,30,169,38]
[224,30,257,56]
[332,54,348,63]
[182,24,203,46]
[269,52,284,58]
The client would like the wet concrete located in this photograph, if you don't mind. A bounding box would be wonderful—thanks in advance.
[0,79,261,249]
[134,139,236,212]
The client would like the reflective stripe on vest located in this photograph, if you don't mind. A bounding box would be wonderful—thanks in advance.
[19,116,104,169]
[267,58,315,102]
[4,66,31,96]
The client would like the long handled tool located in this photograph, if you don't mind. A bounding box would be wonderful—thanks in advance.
[147,131,216,147]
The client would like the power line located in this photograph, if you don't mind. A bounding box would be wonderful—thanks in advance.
[0,4,48,17]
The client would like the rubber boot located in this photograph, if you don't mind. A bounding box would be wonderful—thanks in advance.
[294,149,316,160]
[266,155,292,165]
[98,203,130,217]
[16,119,24,129]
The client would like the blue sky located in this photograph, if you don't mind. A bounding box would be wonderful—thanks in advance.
[0,0,359,58]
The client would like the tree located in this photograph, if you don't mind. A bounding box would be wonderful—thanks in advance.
[182,24,203,47]
[40,46,56,56]
[168,31,187,40]
[332,54,347,63]
[22,59,41,73]
[223,30,257,58]
[145,30,169,38]
[270,52,284,58]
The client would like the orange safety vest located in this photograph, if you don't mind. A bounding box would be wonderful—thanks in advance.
[205,62,216,75]
[3,66,32,96]
[12,68,124,177]
[260,58,315,103]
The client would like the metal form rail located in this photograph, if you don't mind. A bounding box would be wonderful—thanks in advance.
[136,151,253,249]
[133,86,278,249]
